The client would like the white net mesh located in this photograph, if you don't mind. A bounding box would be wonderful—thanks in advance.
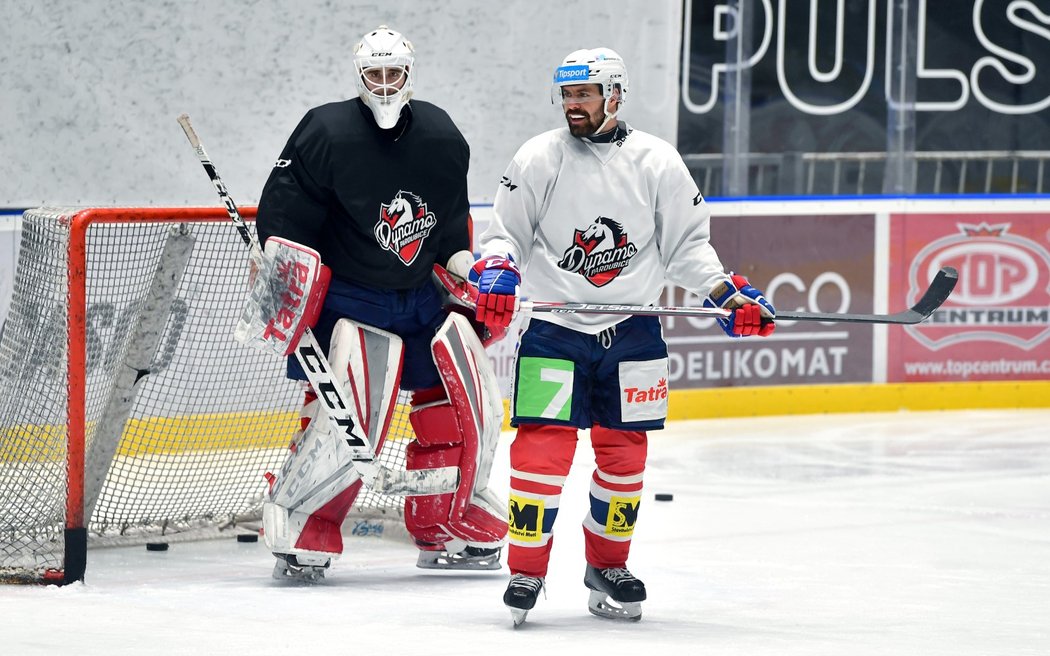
[0,208,410,583]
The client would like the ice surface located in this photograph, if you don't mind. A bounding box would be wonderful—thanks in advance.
[2,409,1048,656]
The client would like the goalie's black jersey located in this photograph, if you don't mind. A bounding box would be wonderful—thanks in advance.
[257,98,470,290]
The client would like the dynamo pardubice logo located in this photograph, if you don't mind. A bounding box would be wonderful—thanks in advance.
[557,216,637,287]
[374,190,437,266]
[908,222,1050,350]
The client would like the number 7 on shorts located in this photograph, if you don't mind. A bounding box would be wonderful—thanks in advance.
[515,357,575,421]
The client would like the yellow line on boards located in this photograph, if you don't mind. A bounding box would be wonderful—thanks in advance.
[4,385,1047,461]
[666,381,1050,420]
[499,381,1050,429]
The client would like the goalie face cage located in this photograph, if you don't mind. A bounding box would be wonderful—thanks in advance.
[0,208,410,585]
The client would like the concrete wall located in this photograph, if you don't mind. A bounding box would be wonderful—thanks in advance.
[0,0,682,208]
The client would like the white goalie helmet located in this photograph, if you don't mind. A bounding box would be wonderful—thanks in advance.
[551,47,629,110]
[353,25,415,129]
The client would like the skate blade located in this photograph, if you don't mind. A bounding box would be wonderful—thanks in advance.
[416,551,502,571]
[509,607,529,628]
[587,590,642,621]
[272,559,326,583]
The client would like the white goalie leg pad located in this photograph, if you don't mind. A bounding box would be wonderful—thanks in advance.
[264,319,407,561]
[328,317,458,496]
[263,398,362,562]
[406,312,507,547]
[328,317,405,456]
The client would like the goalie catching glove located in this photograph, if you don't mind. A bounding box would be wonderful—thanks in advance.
[234,237,330,356]
[704,273,776,337]
[469,255,520,330]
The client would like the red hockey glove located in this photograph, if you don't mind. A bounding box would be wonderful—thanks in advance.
[704,273,776,337]
[469,255,521,329]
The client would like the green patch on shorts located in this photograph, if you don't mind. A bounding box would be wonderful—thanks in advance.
[515,357,575,421]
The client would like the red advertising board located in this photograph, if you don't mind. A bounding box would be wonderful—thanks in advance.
[889,213,1050,382]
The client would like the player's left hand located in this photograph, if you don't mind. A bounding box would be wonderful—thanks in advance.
[470,255,520,329]
[704,273,776,337]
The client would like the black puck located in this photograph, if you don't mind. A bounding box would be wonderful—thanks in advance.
[654,493,674,501]
[237,533,259,543]
[145,542,169,552]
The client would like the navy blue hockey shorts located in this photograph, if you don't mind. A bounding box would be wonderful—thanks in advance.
[285,277,444,391]
[511,315,670,431]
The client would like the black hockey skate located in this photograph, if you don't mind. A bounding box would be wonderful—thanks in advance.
[416,545,502,570]
[503,574,545,627]
[272,553,330,583]
[584,566,646,621]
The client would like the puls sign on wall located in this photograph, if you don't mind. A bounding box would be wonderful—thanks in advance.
[679,0,1050,153]
[889,213,1050,382]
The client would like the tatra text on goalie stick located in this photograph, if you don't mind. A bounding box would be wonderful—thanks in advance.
[178,113,457,495]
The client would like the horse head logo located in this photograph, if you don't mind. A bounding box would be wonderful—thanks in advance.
[374,190,436,266]
[558,217,635,287]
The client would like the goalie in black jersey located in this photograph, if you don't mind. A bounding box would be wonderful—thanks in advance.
[254,25,506,581]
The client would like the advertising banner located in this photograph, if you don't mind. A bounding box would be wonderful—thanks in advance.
[889,213,1050,382]
[666,214,876,389]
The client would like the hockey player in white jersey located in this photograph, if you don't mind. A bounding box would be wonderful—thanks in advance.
[473,48,776,625]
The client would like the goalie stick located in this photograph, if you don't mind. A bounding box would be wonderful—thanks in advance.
[177,113,457,496]
[433,264,958,325]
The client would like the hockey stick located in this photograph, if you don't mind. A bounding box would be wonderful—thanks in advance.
[433,264,958,325]
[178,114,457,495]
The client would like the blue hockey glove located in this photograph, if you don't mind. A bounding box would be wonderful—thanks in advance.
[469,255,521,329]
[703,273,776,337]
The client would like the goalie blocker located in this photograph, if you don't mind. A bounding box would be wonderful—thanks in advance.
[251,240,506,577]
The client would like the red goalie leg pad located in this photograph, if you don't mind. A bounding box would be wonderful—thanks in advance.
[407,387,456,447]
[405,396,504,545]
[404,439,459,546]
[294,479,363,554]
[411,393,479,522]
[583,425,647,569]
[507,424,578,577]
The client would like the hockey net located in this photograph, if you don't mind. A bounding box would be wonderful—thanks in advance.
[0,207,411,584]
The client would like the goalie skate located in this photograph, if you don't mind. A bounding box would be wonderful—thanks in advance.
[504,574,545,628]
[416,545,502,571]
[272,554,330,583]
[584,566,646,621]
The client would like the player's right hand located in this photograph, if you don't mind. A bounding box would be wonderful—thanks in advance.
[470,255,520,329]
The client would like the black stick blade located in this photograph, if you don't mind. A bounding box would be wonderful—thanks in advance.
[777,266,959,325]
[911,266,958,319]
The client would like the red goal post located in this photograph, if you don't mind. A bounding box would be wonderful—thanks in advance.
[0,207,410,585]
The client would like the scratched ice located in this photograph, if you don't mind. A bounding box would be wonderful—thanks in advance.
[2,409,1047,656]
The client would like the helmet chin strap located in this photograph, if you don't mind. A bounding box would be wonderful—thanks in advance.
[594,97,619,135]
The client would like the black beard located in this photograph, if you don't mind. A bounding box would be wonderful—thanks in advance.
[565,109,605,137]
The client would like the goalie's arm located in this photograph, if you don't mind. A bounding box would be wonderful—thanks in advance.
[436,137,472,265]
[256,111,332,249]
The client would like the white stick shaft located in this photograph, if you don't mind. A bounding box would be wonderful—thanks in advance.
[523,301,730,318]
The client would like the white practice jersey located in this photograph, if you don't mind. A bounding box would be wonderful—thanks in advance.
[479,123,728,334]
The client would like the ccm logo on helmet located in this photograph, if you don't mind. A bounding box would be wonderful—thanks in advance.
[555,65,590,82]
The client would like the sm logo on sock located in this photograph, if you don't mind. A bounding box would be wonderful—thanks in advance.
[605,496,640,537]
[509,495,544,543]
